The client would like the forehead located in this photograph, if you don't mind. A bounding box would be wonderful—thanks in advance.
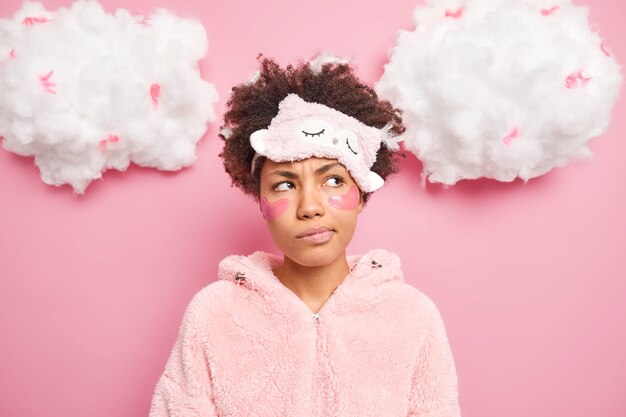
[262,157,347,172]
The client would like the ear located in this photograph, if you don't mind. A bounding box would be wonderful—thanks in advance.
[250,129,269,154]
[357,188,364,213]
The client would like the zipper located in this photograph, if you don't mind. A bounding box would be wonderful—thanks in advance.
[311,286,338,322]
[270,277,333,322]
[235,255,382,416]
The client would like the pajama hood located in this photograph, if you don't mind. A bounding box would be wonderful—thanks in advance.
[149,248,462,417]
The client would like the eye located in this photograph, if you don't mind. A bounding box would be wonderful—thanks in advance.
[302,129,325,137]
[273,181,294,192]
[324,175,345,187]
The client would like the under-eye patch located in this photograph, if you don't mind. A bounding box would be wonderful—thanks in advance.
[328,185,360,210]
[260,197,289,221]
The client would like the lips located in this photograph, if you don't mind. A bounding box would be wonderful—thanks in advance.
[296,226,334,238]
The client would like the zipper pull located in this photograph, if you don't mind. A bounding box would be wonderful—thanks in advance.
[312,312,319,321]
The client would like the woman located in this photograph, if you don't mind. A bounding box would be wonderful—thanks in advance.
[149,54,461,417]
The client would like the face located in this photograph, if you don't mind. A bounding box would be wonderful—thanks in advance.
[258,157,364,267]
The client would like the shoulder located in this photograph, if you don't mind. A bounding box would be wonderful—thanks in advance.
[392,281,442,320]
[366,248,438,308]
[179,280,234,323]
[384,249,443,311]
[193,279,233,300]
[375,249,445,325]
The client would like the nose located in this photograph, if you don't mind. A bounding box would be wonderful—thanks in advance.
[296,185,325,219]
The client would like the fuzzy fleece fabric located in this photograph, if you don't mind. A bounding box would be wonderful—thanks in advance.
[149,248,461,416]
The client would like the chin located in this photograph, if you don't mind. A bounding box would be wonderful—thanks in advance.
[283,244,345,267]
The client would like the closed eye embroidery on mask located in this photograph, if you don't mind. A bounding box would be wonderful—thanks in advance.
[345,138,358,155]
[302,129,325,137]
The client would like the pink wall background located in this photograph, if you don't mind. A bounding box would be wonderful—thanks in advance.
[0,0,624,416]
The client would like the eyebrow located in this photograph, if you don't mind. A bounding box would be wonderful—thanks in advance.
[268,162,343,179]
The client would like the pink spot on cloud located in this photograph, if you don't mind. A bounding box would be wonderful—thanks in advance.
[565,69,592,89]
[22,16,51,25]
[99,134,121,152]
[38,70,57,94]
[9,48,15,59]
[502,127,519,146]
[444,7,464,19]
[600,42,611,57]
[540,5,559,16]
[150,83,161,109]
[130,10,151,26]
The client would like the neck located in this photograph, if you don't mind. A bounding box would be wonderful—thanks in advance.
[273,252,350,313]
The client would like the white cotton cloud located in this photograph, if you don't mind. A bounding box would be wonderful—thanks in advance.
[375,0,622,187]
[0,0,218,194]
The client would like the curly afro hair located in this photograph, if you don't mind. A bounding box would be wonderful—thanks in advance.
[218,53,406,206]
